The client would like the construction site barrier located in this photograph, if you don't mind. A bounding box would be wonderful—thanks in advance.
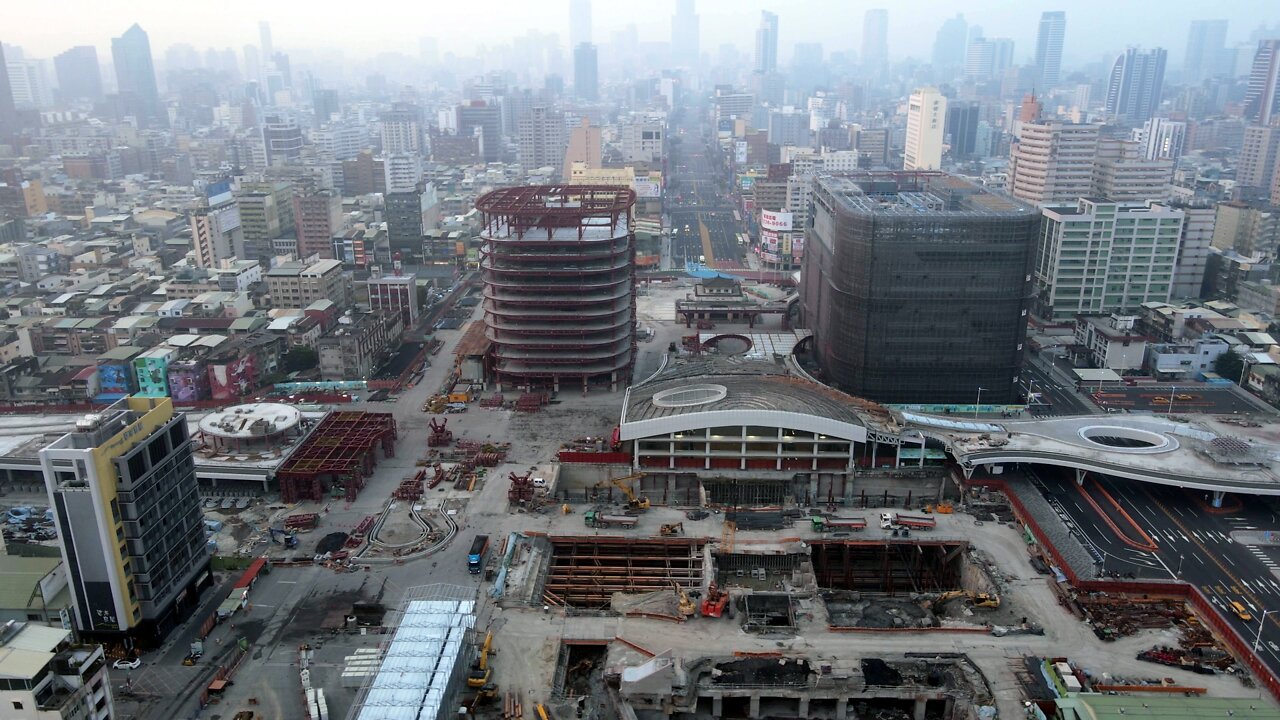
[966,478,1280,702]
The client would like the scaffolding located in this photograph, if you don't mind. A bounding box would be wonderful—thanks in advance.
[275,411,397,503]
[475,185,638,393]
[347,584,477,720]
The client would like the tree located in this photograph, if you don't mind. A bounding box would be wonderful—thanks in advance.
[1214,351,1246,384]
[282,346,319,373]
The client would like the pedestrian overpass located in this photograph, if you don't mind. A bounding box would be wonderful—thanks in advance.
[885,411,1280,505]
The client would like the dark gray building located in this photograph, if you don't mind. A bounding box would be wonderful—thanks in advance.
[945,101,980,158]
[0,42,17,138]
[54,46,104,104]
[456,101,503,163]
[385,184,426,260]
[574,43,599,102]
[801,172,1039,404]
[110,23,164,127]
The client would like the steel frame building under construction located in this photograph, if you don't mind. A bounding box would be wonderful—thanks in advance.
[476,185,638,392]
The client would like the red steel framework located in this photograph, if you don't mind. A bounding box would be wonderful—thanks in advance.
[275,411,397,503]
[475,185,638,392]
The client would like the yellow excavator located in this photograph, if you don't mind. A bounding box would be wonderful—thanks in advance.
[672,582,696,617]
[936,590,1000,609]
[467,631,494,687]
[592,473,650,511]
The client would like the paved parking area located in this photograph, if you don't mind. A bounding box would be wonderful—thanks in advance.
[1088,384,1272,415]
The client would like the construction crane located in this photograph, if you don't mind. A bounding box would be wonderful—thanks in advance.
[672,582,696,617]
[592,473,650,511]
[467,631,494,687]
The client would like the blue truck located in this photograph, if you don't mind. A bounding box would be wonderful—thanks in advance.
[467,535,490,574]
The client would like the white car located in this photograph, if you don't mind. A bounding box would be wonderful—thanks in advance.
[113,658,141,670]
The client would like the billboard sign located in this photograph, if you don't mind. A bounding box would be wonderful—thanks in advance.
[761,210,793,232]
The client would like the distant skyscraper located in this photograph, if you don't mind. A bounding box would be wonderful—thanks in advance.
[0,42,16,138]
[862,9,889,78]
[965,37,1015,81]
[754,11,779,75]
[570,0,592,52]
[517,105,567,174]
[574,43,598,101]
[259,21,274,61]
[904,87,947,170]
[1244,40,1280,125]
[54,46,103,104]
[932,14,968,73]
[1034,11,1066,88]
[1105,47,1167,124]
[672,0,700,67]
[110,23,163,127]
[1184,20,1229,83]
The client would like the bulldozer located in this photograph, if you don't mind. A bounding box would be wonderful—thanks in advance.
[660,522,684,536]
[672,582,696,617]
[592,473,650,511]
[936,590,1000,609]
[467,631,494,688]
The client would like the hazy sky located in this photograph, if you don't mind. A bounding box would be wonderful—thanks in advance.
[5,0,1279,66]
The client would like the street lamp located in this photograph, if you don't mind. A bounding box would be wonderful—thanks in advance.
[1255,609,1277,653]
[1177,553,1184,577]
[974,387,987,421]
[1167,385,1176,415]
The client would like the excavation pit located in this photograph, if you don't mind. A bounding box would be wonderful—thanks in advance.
[542,536,707,609]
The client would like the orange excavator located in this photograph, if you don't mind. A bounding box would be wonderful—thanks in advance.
[700,582,729,618]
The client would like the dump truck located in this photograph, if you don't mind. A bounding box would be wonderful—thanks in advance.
[467,535,490,574]
[584,511,638,529]
[880,513,936,530]
[811,516,866,532]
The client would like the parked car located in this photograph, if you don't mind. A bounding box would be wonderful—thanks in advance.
[113,657,141,670]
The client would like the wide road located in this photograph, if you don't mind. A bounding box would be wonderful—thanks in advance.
[665,97,745,270]
[1027,465,1280,677]
[1020,357,1097,416]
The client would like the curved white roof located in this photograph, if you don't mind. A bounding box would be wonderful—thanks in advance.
[197,403,302,439]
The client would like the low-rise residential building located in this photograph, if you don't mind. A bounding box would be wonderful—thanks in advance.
[0,621,113,720]
[265,258,351,310]
[316,311,402,380]
[1145,336,1230,379]
[1075,314,1148,371]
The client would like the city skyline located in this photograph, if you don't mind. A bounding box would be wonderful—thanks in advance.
[4,0,1277,68]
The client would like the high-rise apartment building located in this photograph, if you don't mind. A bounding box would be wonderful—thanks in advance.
[1034,11,1066,87]
[562,118,602,178]
[1034,199,1184,319]
[517,105,567,174]
[965,37,1015,81]
[1158,200,1217,300]
[1211,201,1280,256]
[932,14,968,74]
[1245,40,1280,125]
[1138,118,1187,161]
[573,43,599,102]
[862,10,889,79]
[801,173,1038,404]
[1184,20,1229,83]
[754,11,779,75]
[456,102,503,163]
[40,397,211,644]
[569,0,592,52]
[6,60,53,109]
[380,102,422,155]
[671,0,700,66]
[1093,137,1173,201]
[292,189,343,260]
[0,42,16,138]
[904,87,947,170]
[190,194,245,268]
[238,181,295,252]
[1105,48,1167,124]
[1238,124,1280,192]
[383,153,423,194]
[261,111,304,166]
[54,46,103,104]
[1009,122,1098,205]
[385,184,429,259]
[110,24,163,127]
